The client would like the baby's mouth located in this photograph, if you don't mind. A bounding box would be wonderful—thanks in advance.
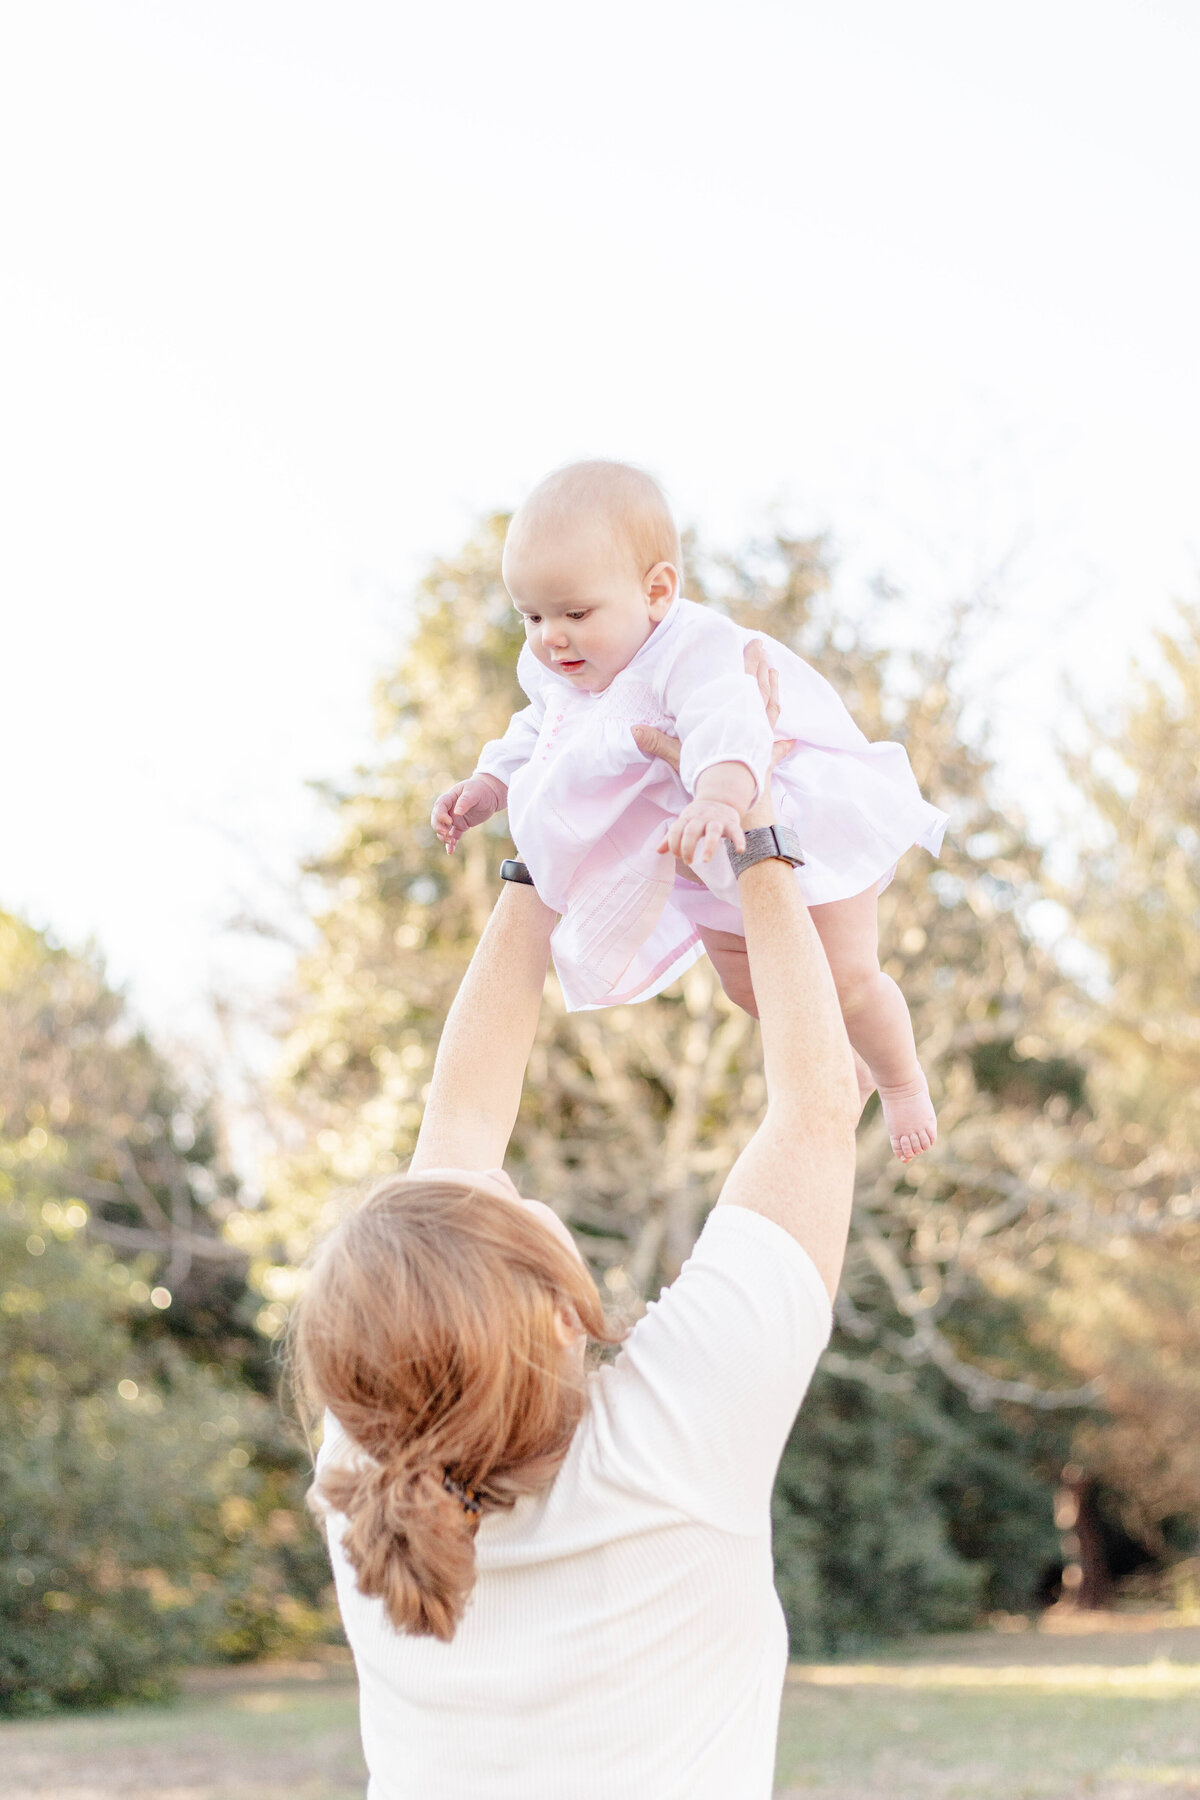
[555,658,586,673]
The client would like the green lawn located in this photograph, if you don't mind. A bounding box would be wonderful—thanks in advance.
[5,1622,1200,1799]
[3,1668,365,1800]
[776,1661,1200,1798]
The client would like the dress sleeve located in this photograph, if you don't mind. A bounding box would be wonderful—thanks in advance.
[660,613,775,802]
[588,1206,832,1534]
[473,646,548,788]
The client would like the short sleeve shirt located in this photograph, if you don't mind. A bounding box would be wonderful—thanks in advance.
[321,1204,832,1800]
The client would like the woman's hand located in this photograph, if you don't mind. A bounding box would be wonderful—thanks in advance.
[431,774,507,853]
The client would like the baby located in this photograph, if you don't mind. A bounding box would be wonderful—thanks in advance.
[432,462,948,1161]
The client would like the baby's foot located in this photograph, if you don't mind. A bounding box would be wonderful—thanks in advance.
[877,1072,937,1163]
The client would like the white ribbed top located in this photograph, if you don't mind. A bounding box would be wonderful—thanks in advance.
[320,1204,832,1800]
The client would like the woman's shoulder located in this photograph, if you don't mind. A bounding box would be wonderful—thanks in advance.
[642,1204,831,1334]
[597,1208,830,1399]
[581,1207,832,1533]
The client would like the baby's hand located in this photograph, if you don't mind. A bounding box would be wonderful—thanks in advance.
[663,798,746,866]
[431,775,505,853]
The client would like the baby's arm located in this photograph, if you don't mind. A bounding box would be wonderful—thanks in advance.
[656,615,777,863]
[432,664,547,853]
[432,772,508,853]
[664,762,757,864]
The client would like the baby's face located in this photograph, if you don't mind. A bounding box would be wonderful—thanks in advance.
[504,524,675,694]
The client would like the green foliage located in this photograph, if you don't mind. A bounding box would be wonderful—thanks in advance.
[0,1177,332,1714]
[0,910,265,1383]
[773,1379,982,1653]
[0,917,334,1713]
[772,1361,1069,1653]
[968,1039,1086,1112]
[1040,601,1200,1554]
[1071,601,1200,1149]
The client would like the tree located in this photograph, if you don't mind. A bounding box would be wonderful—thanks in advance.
[0,910,258,1375]
[0,915,332,1711]
[1041,603,1200,1574]
[264,519,1122,1640]
[772,1362,1069,1650]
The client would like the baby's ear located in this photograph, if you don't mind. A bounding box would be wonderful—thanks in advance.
[644,561,678,618]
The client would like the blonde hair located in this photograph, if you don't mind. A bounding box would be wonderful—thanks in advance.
[506,459,683,583]
[290,1175,622,1642]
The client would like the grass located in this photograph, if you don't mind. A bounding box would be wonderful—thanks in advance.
[776,1674,1200,1798]
[4,1620,1200,1799]
[776,1618,1200,1798]
[3,1665,366,1800]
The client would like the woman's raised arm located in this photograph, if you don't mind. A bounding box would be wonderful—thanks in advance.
[638,641,858,1297]
[410,880,557,1174]
[716,796,860,1296]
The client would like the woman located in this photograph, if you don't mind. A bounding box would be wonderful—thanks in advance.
[292,662,860,1799]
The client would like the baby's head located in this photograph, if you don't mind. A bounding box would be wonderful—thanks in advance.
[503,461,682,693]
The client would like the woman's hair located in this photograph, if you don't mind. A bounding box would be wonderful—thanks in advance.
[290,1174,622,1642]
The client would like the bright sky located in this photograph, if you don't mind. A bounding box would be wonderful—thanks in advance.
[1,0,1197,1065]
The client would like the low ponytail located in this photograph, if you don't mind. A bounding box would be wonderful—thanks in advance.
[292,1175,621,1642]
[318,1455,479,1641]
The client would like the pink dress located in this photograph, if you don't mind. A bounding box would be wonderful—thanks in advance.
[475,597,948,1013]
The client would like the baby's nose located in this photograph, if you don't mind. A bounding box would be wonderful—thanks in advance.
[543,622,570,648]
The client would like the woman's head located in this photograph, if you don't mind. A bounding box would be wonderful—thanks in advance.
[291,1171,621,1641]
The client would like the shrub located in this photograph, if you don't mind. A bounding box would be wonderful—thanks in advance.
[0,1188,331,1714]
[772,1363,1063,1654]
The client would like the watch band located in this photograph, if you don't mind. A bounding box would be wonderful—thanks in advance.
[725,825,805,880]
[499,859,535,885]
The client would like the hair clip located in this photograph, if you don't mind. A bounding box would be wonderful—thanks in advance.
[442,1470,482,1515]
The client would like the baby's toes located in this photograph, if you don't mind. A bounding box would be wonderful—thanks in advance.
[897,1127,934,1163]
[879,1076,937,1163]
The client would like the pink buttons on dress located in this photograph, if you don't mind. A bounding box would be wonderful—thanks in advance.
[543,711,565,759]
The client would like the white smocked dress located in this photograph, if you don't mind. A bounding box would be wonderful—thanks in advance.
[475,597,948,1012]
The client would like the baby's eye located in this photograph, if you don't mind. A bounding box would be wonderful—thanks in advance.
[566,610,588,621]
[525,614,541,625]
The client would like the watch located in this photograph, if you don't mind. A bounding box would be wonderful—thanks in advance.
[725,825,805,879]
[499,859,535,885]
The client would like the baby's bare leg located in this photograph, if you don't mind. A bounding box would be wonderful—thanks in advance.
[808,888,935,1162]
[698,926,757,1016]
[698,926,876,1114]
